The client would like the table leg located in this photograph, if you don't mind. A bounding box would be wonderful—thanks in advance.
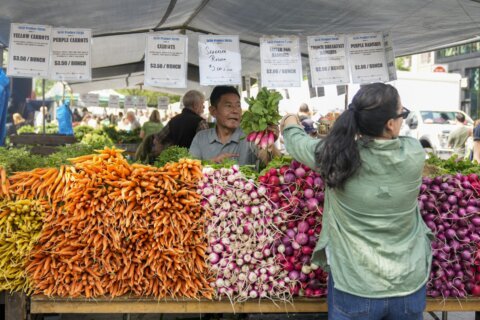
[441,311,448,320]
[475,311,480,320]
[5,292,26,320]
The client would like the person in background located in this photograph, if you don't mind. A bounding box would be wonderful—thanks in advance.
[81,107,89,119]
[56,100,74,135]
[108,114,118,126]
[138,110,149,126]
[281,83,431,320]
[139,109,163,139]
[34,106,49,133]
[126,111,141,131]
[472,119,480,163]
[100,115,110,127]
[117,115,130,131]
[72,109,82,123]
[448,112,472,159]
[6,113,27,135]
[136,90,208,163]
[189,86,279,165]
[298,103,311,121]
[12,113,26,129]
[87,115,99,129]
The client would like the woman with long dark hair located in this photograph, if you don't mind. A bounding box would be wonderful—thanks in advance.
[280,83,432,320]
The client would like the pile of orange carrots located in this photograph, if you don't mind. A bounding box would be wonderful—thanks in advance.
[2,148,213,298]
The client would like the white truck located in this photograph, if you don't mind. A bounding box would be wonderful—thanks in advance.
[392,71,472,158]
[401,109,473,158]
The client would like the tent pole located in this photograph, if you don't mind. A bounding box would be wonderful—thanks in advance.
[344,84,349,110]
[42,79,46,134]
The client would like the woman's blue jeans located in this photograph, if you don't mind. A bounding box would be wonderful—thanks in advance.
[327,274,426,320]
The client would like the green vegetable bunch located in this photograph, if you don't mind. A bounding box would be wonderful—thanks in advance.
[80,132,114,149]
[102,125,142,144]
[0,147,47,174]
[17,126,35,135]
[44,144,96,168]
[154,146,192,167]
[73,125,95,141]
[425,154,480,176]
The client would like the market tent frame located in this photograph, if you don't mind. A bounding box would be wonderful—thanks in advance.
[0,0,479,93]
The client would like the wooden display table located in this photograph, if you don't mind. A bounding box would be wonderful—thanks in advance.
[29,296,480,314]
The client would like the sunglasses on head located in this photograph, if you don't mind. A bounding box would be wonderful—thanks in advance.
[395,107,410,119]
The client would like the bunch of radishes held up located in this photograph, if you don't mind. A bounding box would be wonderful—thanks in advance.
[241,87,282,151]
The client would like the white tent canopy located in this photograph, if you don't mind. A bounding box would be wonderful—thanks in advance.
[1,0,479,93]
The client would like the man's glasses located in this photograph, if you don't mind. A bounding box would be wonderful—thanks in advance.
[395,107,410,119]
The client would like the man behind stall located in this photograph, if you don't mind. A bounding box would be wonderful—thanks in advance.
[135,90,208,163]
[189,86,279,165]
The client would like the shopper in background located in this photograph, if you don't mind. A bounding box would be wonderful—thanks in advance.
[472,119,480,163]
[117,116,129,131]
[189,86,280,165]
[297,103,311,121]
[34,106,49,133]
[126,111,141,131]
[448,112,471,158]
[137,110,149,126]
[139,109,164,139]
[12,113,26,129]
[87,115,99,129]
[135,90,208,163]
[281,83,431,320]
[6,113,27,135]
[80,107,89,119]
[72,109,82,123]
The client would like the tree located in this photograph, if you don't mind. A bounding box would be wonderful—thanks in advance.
[116,88,180,107]
[34,79,57,98]
[395,57,411,71]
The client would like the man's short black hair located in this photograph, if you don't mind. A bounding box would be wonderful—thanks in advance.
[456,112,466,123]
[210,86,240,107]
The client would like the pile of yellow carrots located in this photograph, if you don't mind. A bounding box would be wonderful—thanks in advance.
[0,148,213,299]
[0,199,46,293]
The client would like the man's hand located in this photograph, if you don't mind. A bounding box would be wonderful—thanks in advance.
[211,153,239,163]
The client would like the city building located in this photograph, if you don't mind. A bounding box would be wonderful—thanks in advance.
[409,41,480,119]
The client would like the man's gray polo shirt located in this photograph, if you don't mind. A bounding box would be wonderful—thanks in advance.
[189,127,257,165]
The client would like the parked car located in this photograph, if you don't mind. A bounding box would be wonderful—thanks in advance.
[400,110,473,158]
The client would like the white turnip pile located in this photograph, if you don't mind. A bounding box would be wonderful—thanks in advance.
[199,166,292,303]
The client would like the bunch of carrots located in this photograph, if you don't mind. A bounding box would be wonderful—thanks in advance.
[1,148,213,299]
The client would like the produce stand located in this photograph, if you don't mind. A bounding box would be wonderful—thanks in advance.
[27,297,480,318]
[9,134,77,155]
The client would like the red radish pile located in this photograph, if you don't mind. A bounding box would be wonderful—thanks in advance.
[258,160,328,297]
[419,173,480,298]
[199,166,292,303]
